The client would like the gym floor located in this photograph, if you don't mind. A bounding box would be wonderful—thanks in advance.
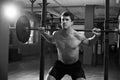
[8,53,120,80]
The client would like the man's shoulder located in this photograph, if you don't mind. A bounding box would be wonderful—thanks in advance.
[74,30,84,35]
[77,31,85,35]
[74,31,86,40]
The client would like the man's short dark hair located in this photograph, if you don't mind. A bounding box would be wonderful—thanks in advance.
[61,11,74,21]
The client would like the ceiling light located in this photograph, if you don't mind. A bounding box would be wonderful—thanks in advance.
[2,2,21,21]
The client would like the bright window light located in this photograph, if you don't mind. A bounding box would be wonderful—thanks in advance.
[116,0,119,4]
[2,2,21,21]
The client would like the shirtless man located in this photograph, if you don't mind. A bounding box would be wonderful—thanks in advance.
[40,11,101,80]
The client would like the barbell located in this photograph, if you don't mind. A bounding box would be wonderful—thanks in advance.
[28,27,119,33]
[15,15,120,45]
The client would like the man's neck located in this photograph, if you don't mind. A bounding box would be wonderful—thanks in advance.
[63,27,73,35]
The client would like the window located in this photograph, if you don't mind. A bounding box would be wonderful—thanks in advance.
[25,20,34,44]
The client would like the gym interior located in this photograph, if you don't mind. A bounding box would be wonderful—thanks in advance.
[0,0,120,80]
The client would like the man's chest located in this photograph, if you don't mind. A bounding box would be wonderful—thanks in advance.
[55,34,81,48]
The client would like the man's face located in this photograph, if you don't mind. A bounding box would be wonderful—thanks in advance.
[61,16,73,29]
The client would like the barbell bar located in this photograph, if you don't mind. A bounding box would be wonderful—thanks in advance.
[27,27,120,33]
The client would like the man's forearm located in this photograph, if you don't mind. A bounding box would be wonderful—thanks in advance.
[40,31,53,43]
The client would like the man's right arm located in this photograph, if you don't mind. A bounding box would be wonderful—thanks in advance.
[40,30,56,44]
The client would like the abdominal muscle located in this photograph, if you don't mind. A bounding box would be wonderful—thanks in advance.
[57,46,80,64]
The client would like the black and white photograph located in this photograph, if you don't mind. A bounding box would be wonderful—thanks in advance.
[0,0,120,80]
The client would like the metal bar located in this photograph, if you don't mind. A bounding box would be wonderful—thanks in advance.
[104,0,109,80]
[28,28,118,33]
[30,0,36,13]
[76,30,116,33]
[117,15,120,48]
[0,1,9,80]
[31,1,33,13]
[39,0,47,80]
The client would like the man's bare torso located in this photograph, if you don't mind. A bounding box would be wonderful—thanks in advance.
[53,29,84,64]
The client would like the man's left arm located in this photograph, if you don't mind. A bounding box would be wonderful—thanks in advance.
[88,34,100,46]
[82,28,101,46]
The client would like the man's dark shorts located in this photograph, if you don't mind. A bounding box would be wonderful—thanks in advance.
[49,60,86,80]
